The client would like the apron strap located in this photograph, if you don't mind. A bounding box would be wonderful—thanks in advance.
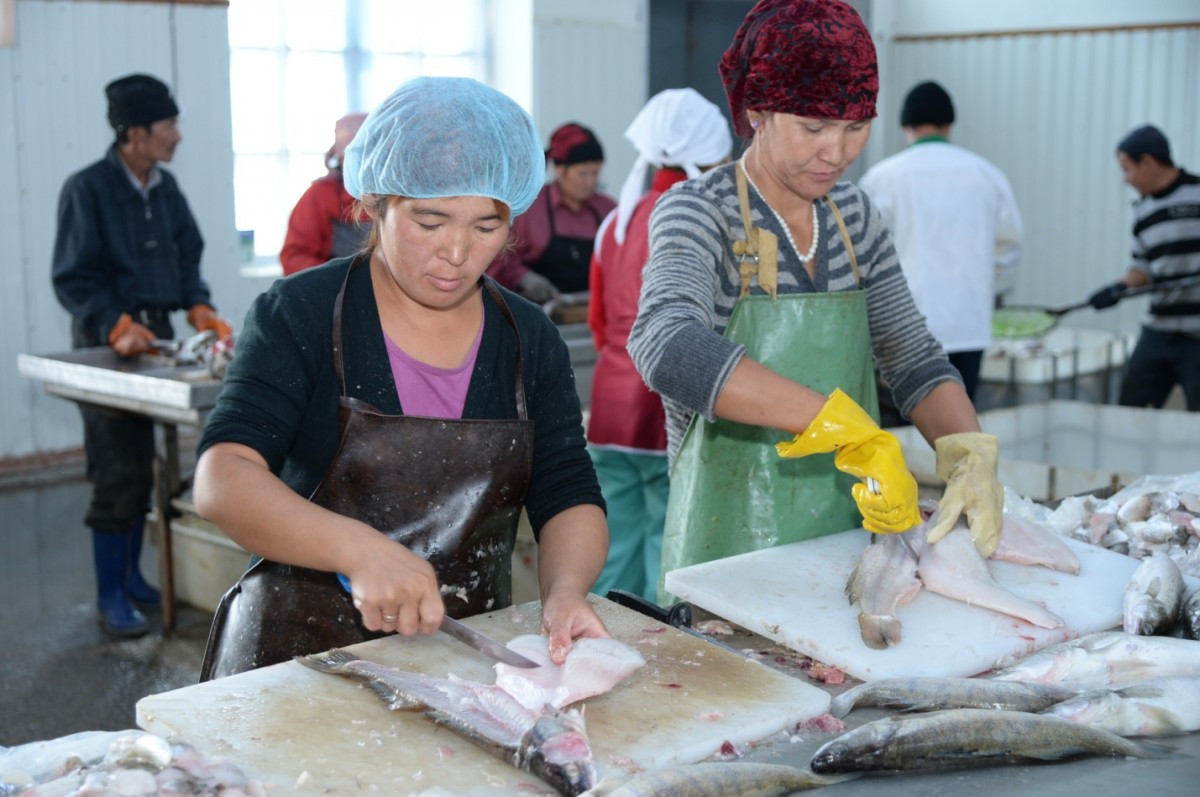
[732,164,779,299]
[331,254,363,397]
[822,197,860,287]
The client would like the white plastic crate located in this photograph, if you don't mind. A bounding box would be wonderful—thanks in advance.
[169,514,250,613]
[977,328,1136,410]
[891,400,1200,502]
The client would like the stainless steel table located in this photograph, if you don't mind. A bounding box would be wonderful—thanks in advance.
[18,347,222,632]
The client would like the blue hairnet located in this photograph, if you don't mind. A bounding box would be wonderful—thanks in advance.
[343,77,545,218]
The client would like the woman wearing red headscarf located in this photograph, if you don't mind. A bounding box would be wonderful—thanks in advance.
[627,0,1004,601]
[487,123,617,301]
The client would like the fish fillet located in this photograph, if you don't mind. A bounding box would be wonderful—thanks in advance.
[495,635,646,712]
[991,515,1081,574]
[918,526,1064,629]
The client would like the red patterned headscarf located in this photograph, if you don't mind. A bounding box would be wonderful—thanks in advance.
[720,0,878,139]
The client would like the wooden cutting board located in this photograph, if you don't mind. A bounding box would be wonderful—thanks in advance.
[665,529,1153,683]
[136,596,828,795]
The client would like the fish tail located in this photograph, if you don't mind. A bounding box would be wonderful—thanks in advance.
[295,648,358,672]
[295,649,421,710]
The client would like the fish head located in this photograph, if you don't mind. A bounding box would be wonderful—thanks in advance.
[522,708,597,795]
[809,720,897,773]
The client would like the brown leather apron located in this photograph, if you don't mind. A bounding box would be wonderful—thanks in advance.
[199,262,534,680]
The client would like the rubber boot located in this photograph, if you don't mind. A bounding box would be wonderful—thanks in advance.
[125,517,161,609]
[92,530,149,637]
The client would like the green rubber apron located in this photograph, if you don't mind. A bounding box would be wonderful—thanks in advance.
[657,167,877,603]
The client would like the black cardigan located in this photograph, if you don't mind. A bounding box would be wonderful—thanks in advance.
[198,257,603,535]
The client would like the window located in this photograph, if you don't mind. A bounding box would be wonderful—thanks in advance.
[228,0,490,261]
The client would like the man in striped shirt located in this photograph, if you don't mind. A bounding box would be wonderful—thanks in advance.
[1087,125,1200,410]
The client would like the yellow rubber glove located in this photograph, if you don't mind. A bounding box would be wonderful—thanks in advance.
[188,304,233,340]
[927,432,1003,557]
[775,389,920,534]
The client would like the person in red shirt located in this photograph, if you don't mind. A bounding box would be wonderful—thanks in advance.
[279,112,370,276]
[586,89,732,601]
[487,123,616,301]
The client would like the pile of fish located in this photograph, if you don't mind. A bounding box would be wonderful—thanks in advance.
[0,731,265,796]
[1018,473,1200,577]
[811,630,1200,775]
[846,511,1079,649]
[297,635,645,797]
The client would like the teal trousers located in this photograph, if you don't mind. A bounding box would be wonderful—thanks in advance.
[588,447,669,603]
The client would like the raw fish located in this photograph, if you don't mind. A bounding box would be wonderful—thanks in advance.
[495,635,646,711]
[297,649,597,796]
[844,533,922,649]
[990,631,1200,690]
[830,676,1075,717]
[1122,552,1185,636]
[810,708,1165,773]
[1042,675,1200,736]
[991,515,1081,574]
[917,525,1065,629]
[583,761,853,795]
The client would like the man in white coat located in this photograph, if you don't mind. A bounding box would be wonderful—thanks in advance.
[860,81,1022,421]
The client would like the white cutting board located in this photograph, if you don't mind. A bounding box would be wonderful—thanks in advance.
[666,529,1153,683]
[136,596,827,795]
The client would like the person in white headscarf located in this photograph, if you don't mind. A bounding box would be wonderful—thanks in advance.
[586,88,732,601]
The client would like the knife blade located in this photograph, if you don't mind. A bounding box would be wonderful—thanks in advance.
[439,615,540,668]
[866,477,921,559]
[336,573,539,668]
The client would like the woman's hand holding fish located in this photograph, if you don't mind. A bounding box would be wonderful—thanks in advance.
[927,432,1003,557]
[344,540,444,635]
[541,590,610,665]
[534,503,612,664]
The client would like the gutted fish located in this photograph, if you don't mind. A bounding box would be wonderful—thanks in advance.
[583,762,852,796]
[809,708,1163,773]
[1123,552,1185,636]
[845,533,922,649]
[918,525,1064,629]
[991,515,1080,574]
[495,635,646,712]
[1183,590,1200,640]
[297,649,597,796]
[1042,675,1200,736]
[829,676,1075,718]
[989,631,1200,690]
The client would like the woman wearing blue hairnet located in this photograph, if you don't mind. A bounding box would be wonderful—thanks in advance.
[193,77,611,680]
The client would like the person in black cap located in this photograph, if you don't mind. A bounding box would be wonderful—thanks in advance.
[860,80,1022,422]
[51,72,233,636]
[1086,125,1200,410]
[486,122,616,301]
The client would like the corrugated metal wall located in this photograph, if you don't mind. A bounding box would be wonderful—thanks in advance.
[866,23,1200,335]
[1,0,238,462]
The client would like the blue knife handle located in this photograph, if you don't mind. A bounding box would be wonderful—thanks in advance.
[337,572,351,593]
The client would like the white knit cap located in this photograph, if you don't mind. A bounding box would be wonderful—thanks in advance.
[614,88,732,243]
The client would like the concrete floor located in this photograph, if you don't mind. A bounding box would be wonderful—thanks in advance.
[0,463,212,748]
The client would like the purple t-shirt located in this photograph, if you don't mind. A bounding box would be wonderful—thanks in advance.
[385,320,484,419]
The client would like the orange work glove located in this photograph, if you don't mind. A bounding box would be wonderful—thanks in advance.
[107,313,157,357]
[775,388,921,534]
[187,304,233,339]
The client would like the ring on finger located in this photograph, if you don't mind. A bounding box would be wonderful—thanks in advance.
[382,614,398,622]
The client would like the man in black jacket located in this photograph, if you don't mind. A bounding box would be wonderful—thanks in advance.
[51,73,231,635]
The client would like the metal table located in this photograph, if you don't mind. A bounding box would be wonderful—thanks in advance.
[18,347,222,632]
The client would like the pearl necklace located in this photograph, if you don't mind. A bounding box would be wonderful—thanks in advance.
[739,155,819,263]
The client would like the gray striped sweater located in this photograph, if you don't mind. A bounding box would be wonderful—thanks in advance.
[627,161,959,462]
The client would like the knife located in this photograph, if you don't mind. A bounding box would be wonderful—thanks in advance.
[866,477,921,559]
[336,573,539,668]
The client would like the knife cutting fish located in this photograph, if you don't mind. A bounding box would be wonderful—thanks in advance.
[336,573,539,668]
